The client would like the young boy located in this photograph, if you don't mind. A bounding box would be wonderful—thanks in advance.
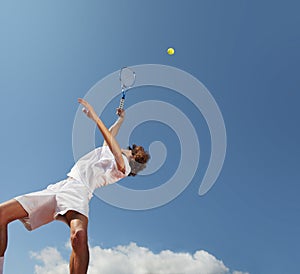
[0,98,150,274]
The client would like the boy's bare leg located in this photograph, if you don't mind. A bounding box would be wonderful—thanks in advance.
[65,210,89,274]
[0,199,28,256]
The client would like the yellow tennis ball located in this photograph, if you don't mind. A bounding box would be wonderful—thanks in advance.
[167,47,175,55]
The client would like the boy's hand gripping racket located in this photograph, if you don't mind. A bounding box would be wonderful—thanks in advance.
[118,67,136,110]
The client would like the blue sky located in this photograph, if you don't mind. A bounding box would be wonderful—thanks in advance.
[0,1,300,273]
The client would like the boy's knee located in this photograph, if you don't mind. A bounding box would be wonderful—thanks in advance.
[70,229,88,252]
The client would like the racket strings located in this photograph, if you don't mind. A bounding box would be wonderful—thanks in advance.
[120,67,136,89]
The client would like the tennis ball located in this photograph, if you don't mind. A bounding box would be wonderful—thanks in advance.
[167,47,175,55]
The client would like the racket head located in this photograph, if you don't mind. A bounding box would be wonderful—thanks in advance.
[119,67,136,90]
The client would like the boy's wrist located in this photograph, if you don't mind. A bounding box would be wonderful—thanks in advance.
[93,115,100,124]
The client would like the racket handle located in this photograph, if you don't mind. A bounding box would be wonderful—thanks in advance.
[119,98,125,110]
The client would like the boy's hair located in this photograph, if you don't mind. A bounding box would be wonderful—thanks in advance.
[127,144,150,176]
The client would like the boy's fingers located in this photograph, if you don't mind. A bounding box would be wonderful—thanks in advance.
[78,98,88,106]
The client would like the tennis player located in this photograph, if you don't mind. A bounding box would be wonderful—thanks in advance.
[0,98,150,274]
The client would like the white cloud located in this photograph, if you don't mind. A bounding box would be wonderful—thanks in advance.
[31,242,248,274]
[88,243,229,274]
[30,247,69,274]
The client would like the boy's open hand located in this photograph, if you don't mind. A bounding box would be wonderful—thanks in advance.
[78,98,98,121]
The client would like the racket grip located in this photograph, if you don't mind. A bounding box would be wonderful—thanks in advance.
[119,98,125,110]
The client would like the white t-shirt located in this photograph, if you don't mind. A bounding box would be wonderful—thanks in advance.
[67,146,131,193]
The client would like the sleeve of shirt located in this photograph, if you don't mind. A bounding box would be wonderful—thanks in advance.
[122,154,131,176]
[103,152,131,186]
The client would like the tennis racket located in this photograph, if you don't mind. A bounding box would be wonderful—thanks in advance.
[118,67,136,109]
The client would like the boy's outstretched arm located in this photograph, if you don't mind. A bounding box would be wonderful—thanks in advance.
[78,98,126,173]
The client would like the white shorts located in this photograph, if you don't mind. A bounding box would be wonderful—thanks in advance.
[14,178,92,231]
